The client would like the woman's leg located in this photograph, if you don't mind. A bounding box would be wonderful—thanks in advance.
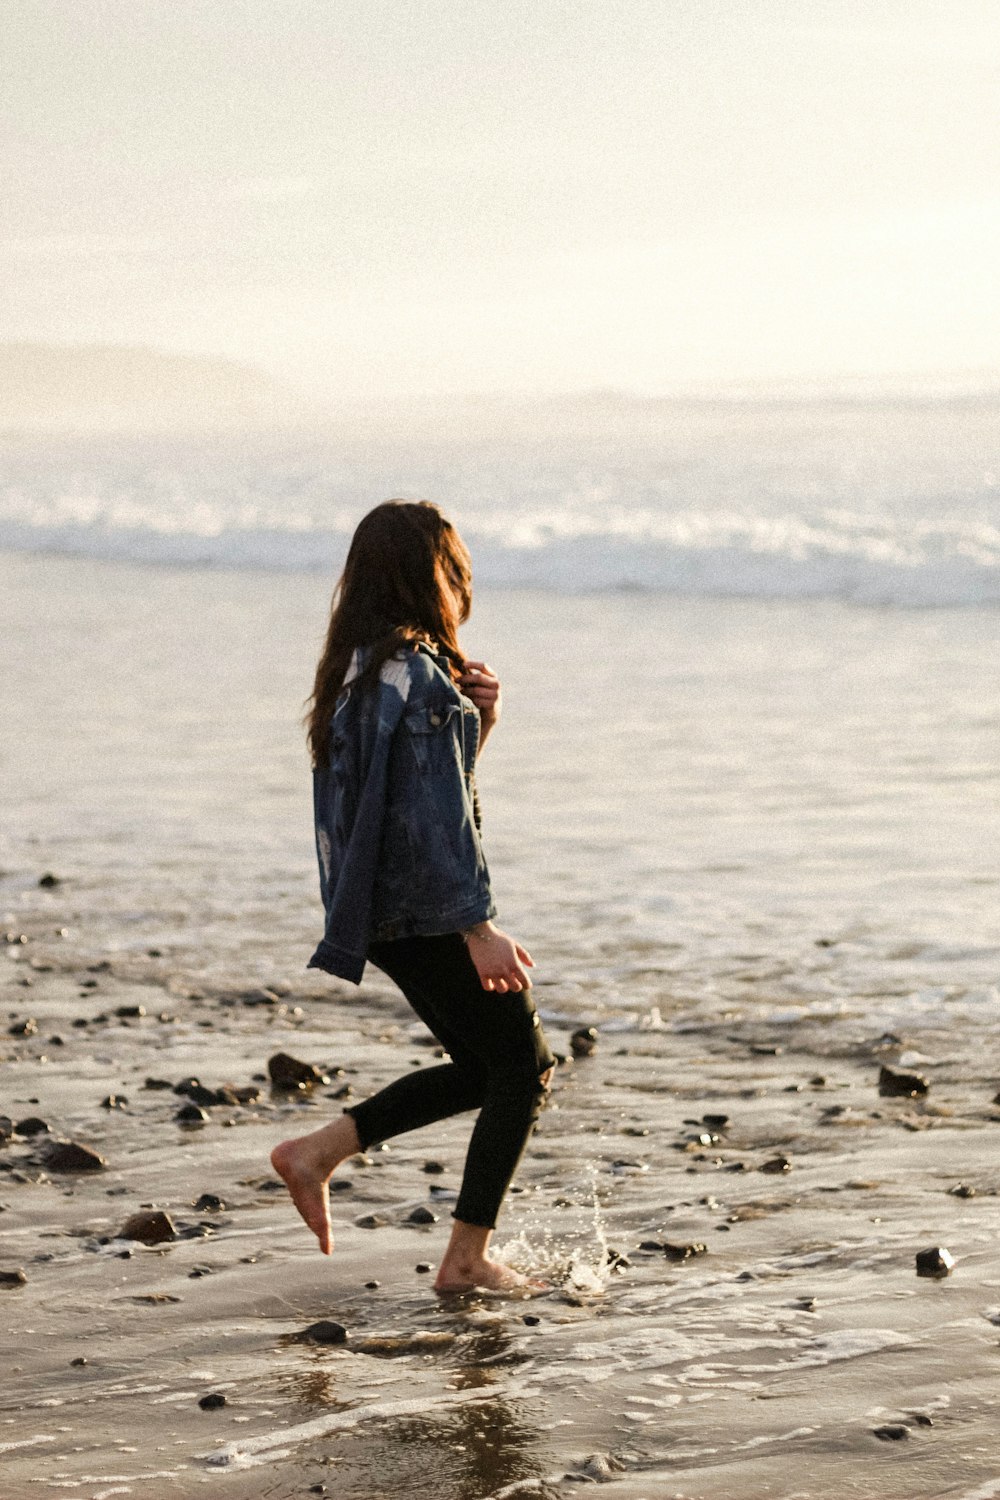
[368,934,556,1291]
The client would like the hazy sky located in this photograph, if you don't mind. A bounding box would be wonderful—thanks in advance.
[5,0,1000,396]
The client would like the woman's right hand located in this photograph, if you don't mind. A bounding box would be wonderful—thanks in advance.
[463,921,535,993]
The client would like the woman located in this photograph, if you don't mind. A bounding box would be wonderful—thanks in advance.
[271,500,555,1294]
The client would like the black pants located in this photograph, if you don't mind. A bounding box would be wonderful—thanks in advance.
[347,933,556,1229]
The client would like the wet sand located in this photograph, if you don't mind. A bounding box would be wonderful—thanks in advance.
[4,902,1000,1500]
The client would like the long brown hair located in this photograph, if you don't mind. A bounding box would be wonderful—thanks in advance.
[306,500,472,767]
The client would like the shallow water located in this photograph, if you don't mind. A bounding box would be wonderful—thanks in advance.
[3,552,1000,1498]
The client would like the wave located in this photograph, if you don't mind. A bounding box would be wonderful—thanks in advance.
[2,509,999,607]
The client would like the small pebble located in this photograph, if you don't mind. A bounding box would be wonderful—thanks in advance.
[175,1103,210,1125]
[101,1095,128,1111]
[406,1206,438,1225]
[70,1356,87,1366]
[0,1268,27,1287]
[761,1156,792,1174]
[879,1065,930,1098]
[415,1262,433,1273]
[873,1424,910,1441]
[198,1392,227,1410]
[523,1314,541,1326]
[916,1246,955,1278]
[570,1026,599,1058]
[365,1280,380,1289]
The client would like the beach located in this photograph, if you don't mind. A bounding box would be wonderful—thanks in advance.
[3,545,1000,1498]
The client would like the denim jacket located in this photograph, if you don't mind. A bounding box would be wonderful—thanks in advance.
[307,640,496,984]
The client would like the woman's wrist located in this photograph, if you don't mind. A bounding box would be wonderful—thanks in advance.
[460,920,495,943]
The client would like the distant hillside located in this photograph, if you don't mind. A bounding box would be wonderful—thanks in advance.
[0,343,292,432]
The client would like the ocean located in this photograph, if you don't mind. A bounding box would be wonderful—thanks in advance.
[1,397,999,603]
[4,400,1000,1497]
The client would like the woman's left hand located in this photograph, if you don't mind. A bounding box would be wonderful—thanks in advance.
[460,659,502,742]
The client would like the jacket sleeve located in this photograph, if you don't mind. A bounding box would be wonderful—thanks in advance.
[307,672,408,984]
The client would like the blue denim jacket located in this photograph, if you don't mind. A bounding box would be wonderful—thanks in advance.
[307,641,496,984]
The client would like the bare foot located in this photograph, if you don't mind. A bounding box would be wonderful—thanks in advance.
[434,1257,550,1297]
[269,1114,359,1256]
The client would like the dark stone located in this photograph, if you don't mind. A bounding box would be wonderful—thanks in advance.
[198,1392,227,1410]
[365,1280,380,1289]
[8,1018,37,1037]
[810,1076,827,1087]
[523,1314,541,1325]
[949,1183,976,1198]
[879,1065,930,1098]
[297,1320,348,1345]
[702,1114,729,1130]
[355,1213,390,1229]
[120,1210,177,1245]
[38,872,61,888]
[422,1160,445,1174]
[637,1240,665,1252]
[175,1103,210,1125]
[143,1077,174,1091]
[570,1026,599,1058]
[267,1052,329,1091]
[415,1262,433,1273]
[662,1242,708,1261]
[749,1044,783,1056]
[330,1178,352,1193]
[15,1116,50,1138]
[910,1412,933,1427]
[0,1116,13,1143]
[101,1095,128,1110]
[189,1266,213,1278]
[761,1156,793,1174]
[193,1192,225,1212]
[231,1085,261,1104]
[45,1140,107,1172]
[241,988,281,1008]
[873,1424,910,1441]
[0,1267,27,1287]
[406,1206,438,1224]
[115,1005,146,1019]
[70,1356,87,1366]
[180,1083,228,1108]
[48,1035,64,1046]
[916,1246,954,1278]
[147,948,163,957]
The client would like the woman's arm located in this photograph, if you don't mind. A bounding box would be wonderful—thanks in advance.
[459,660,501,754]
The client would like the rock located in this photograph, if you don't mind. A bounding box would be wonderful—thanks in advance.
[422,1160,445,1174]
[241,988,282,1007]
[45,1139,107,1172]
[749,1044,783,1056]
[879,1065,930,1098]
[120,1210,177,1245]
[231,1085,261,1104]
[0,1116,13,1144]
[355,1213,390,1229]
[916,1246,955,1278]
[143,1077,174,1091]
[198,1392,227,1410]
[297,1320,348,1345]
[576,1453,621,1481]
[178,1082,228,1108]
[8,1018,37,1037]
[406,1205,438,1224]
[175,1103,210,1125]
[70,1356,87,1366]
[570,1026,599,1058]
[662,1242,708,1262]
[0,1268,27,1287]
[761,1156,792,1174]
[949,1183,976,1198]
[365,1280,380,1289]
[38,872,61,888]
[873,1424,910,1441]
[193,1192,225,1212]
[267,1052,329,1090]
[15,1117,50,1138]
[415,1262,433,1273]
[101,1095,128,1110]
[523,1314,541,1326]
[702,1113,729,1130]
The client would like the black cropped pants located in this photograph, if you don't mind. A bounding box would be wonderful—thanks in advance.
[347,932,556,1229]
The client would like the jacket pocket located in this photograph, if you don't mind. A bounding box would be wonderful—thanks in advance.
[403,702,462,776]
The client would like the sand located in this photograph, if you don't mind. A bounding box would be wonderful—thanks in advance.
[4,901,1000,1500]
